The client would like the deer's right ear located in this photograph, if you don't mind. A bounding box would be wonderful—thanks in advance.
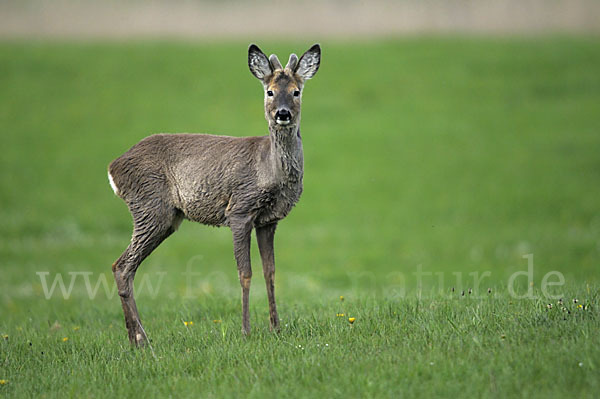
[248,44,272,81]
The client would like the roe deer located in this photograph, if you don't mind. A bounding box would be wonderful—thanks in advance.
[108,44,321,345]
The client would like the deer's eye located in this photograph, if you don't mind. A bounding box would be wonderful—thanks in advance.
[267,90,274,97]
[293,90,300,97]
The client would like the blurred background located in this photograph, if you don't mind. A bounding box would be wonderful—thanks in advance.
[1,0,599,310]
[1,0,600,39]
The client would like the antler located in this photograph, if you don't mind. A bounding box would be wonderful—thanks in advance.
[285,53,298,71]
[269,54,283,70]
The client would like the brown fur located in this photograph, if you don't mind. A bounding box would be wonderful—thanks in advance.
[108,44,320,345]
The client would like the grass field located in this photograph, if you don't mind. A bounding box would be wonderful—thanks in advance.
[1,38,599,398]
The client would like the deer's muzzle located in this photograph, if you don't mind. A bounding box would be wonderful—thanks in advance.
[275,109,292,125]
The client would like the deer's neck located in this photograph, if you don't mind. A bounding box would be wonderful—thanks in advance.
[268,122,303,182]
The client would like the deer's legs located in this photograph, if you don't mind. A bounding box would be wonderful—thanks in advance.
[230,214,255,335]
[256,223,280,332]
[112,205,180,346]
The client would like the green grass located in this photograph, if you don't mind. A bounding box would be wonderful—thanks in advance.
[1,37,600,398]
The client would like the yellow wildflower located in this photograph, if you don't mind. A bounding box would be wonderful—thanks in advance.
[73,326,80,331]
[348,317,356,324]
[336,313,345,317]
[183,321,194,327]
[578,304,583,309]
[0,379,8,385]
[2,334,7,340]
[62,337,69,342]
[340,296,344,301]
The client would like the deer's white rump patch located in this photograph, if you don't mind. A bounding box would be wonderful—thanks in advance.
[108,171,119,195]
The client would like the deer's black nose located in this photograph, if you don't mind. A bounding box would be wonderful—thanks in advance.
[275,109,291,121]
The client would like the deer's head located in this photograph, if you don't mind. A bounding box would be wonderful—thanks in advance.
[248,44,320,130]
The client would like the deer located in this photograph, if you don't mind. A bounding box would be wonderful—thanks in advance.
[107,44,321,345]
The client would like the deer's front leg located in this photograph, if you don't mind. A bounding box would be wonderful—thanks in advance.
[230,215,254,335]
[256,223,280,332]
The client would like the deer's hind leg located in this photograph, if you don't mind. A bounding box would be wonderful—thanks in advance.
[112,200,182,346]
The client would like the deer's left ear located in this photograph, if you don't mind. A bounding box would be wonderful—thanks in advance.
[248,44,272,80]
[295,44,321,80]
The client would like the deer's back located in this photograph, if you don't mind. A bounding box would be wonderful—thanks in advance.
[109,133,291,227]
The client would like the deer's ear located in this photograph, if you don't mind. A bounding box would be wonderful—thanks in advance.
[295,44,321,80]
[248,44,272,80]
